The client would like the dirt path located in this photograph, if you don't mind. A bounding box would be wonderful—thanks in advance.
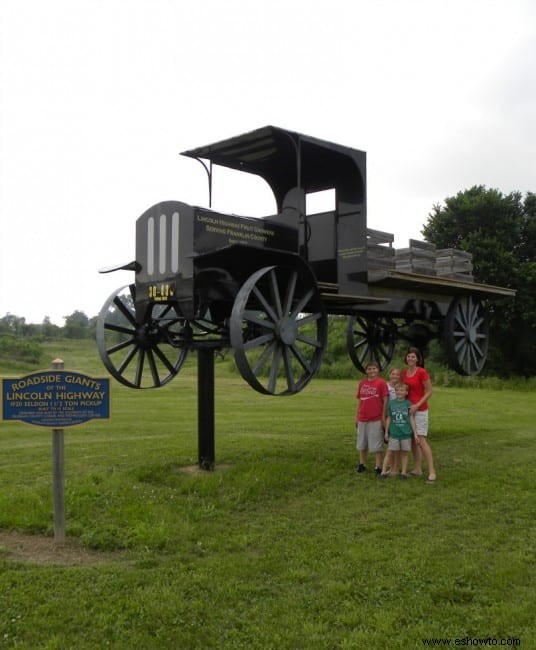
[0,530,125,566]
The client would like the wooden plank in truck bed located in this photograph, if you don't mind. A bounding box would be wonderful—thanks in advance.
[367,269,515,297]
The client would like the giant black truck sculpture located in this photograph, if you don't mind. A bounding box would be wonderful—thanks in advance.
[97,126,515,394]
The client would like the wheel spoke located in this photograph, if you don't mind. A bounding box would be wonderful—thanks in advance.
[153,344,181,374]
[465,346,474,374]
[244,332,275,351]
[357,346,372,366]
[269,269,283,318]
[107,337,136,356]
[472,340,484,359]
[252,341,278,375]
[454,337,466,353]
[469,345,480,372]
[290,343,313,373]
[104,322,136,336]
[296,311,322,326]
[295,333,323,349]
[282,346,296,393]
[243,310,276,329]
[252,285,279,323]
[472,316,484,331]
[353,322,368,333]
[376,343,389,363]
[290,288,315,318]
[268,345,283,393]
[134,349,145,387]
[146,349,161,387]
[113,295,137,326]
[283,270,298,314]
[117,344,140,375]
[467,297,478,328]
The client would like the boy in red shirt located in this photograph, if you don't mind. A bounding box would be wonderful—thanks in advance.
[355,360,389,474]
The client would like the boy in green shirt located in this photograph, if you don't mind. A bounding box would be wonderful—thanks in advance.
[380,382,420,479]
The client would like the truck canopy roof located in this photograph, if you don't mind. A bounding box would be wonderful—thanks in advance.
[181,125,366,210]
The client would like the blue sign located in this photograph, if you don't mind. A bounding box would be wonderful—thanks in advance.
[1,370,110,428]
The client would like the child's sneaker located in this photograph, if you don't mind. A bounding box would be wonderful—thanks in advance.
[356,464,366,473]
[374,466,382,475]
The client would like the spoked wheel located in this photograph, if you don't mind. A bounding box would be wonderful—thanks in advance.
[346,315,397,373]
[230,265,327,395]
[444,295,489,375]
[97,285,189,388]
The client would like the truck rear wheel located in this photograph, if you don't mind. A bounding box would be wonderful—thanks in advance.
[444,295,489,375]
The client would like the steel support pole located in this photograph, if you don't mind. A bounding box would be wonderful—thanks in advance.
[197,348,215,470]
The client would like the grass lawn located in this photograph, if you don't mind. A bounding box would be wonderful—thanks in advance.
[0,341,534,648]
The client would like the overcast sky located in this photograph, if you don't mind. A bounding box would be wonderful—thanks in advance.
[1,0,535,325]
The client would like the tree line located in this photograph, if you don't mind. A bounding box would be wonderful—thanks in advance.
[0,311,96,365]
[0,310,96,340]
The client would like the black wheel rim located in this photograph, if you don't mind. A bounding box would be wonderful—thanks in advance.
[230,266,326,395]
[346,316,396,373]
[96,285,189,388]
[445,296,489,375]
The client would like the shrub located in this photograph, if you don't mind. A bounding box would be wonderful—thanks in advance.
[0,334,42,365]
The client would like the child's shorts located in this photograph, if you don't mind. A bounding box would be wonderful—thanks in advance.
[388,437,412,452]
[356,421,384,453]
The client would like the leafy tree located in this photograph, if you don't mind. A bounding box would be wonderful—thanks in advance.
[422,186,536,376]
[41,316,62,338]
[63,310,91,339]
[0,313,26,336]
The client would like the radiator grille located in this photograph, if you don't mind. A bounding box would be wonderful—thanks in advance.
[146,211,180,277]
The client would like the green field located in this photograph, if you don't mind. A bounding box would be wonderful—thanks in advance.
[0,341,534,648]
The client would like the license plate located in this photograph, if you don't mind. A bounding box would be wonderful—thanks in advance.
[148,283,175,301]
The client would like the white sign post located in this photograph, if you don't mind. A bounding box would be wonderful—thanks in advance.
[51,358,65,544]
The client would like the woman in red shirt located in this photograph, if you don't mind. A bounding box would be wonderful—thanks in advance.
[401,347,436,483]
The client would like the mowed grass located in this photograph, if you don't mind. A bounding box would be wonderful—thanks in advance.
[0,341,534,648]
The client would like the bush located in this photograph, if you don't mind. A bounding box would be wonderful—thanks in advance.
[0,334,42,365]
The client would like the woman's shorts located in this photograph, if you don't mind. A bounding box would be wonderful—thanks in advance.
[414,410,429,437]
[388,437,412,452]
[356,421,384,453]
